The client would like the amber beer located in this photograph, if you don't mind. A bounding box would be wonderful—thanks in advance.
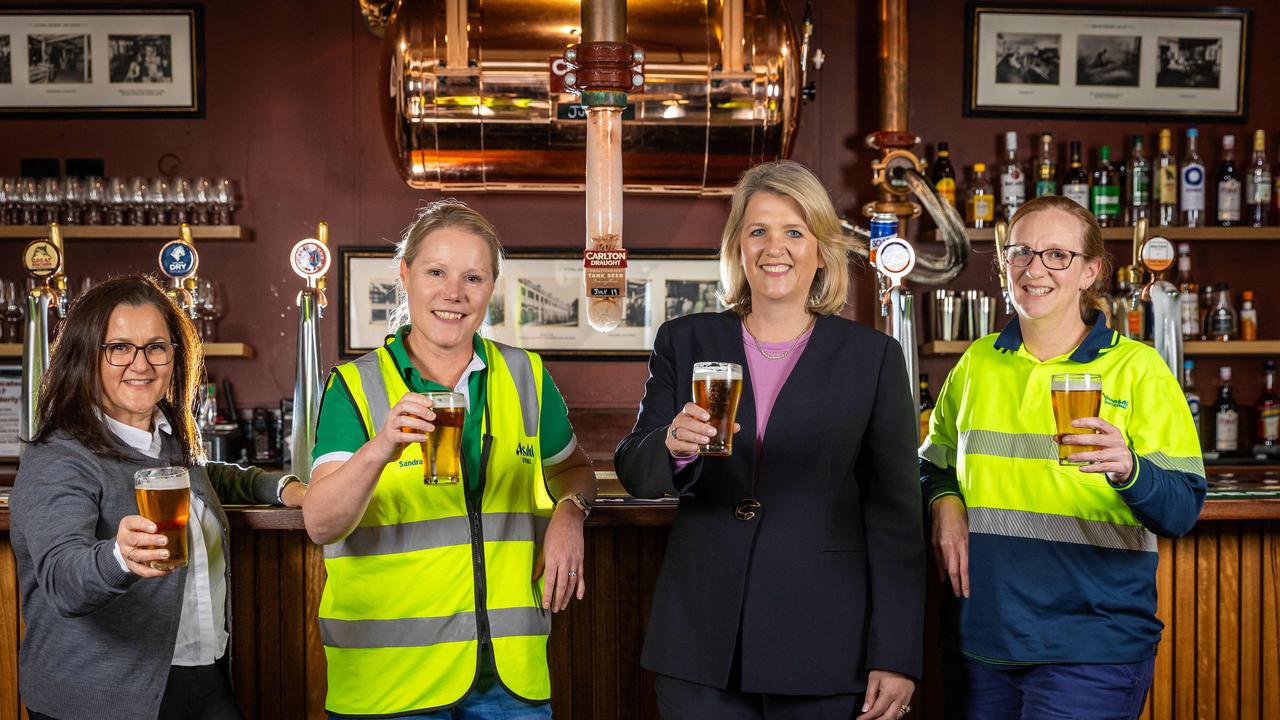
[1051,373,1103,465]
[423,391,465,484]
[132,467,190,571]
[692,362,743,456]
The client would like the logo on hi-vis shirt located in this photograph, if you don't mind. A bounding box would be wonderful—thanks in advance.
[398,458,423,468]
[1103,394,1129,410]
[516,442,535,464]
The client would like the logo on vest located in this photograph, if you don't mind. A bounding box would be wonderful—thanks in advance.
[516,441,535,464]
[1103,394,1129,410]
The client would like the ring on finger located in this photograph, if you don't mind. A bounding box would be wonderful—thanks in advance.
[670,426,679,440]
[567,571,578,577]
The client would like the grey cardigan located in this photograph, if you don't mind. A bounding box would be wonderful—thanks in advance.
[9,428,286,720]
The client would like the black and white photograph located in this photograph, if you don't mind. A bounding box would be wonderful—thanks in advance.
[995,32,1060,85]
[108,34,173,83]
[0,36,11,84]
[665,280,722,321]
[623,280,650,328]
[517,278,578,327]
[27,34,91,84]
[1076,35,1140,87]
[486,281,506,327]
[1157,37,1223,89]
[339,247,400,356]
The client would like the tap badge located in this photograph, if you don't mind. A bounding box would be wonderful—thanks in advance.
[23,239,61,277]
[158,240,199,279]
[290,239,330,280]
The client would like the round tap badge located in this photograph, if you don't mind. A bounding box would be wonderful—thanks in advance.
[876,238,917,280]
[23,239,61,277]
[290,238,331,281]
[158,240,199,279]
[1141,236,1176,274]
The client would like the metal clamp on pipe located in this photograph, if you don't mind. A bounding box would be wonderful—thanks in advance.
[158,224,200,319]
[289,222,332,481]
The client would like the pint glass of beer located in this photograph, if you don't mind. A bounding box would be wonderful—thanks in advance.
[692,362,744,456]
[1051,373,1103,465]
[133,466,190,571]
[421,391,465,484]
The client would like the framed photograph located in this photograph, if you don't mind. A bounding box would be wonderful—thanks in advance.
[965,4,1250,119]
[0,5,203,117]
[337,247,723,359]
[0,365,20,461]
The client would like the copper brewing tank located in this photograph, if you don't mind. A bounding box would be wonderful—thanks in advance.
[381,0,801,194]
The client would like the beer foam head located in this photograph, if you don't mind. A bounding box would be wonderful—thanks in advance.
[133,466,191,490]
[693,362,743,382]
[1051,373,1102,392]
[425,391,466,410]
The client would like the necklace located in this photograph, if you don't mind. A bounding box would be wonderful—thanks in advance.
[742,314,815,361]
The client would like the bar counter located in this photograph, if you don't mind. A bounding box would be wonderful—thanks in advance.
[1,472,1278,720]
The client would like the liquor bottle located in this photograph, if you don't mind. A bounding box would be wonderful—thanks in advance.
[1155,129,1179,227]
[1035,133,1057,198]
[1180,127,1206,227]
[1214,366,1239,454]
[1207,284,1238,341]
[1062,141,1090,209]
[1200,284,1215,341]
[1176,243,1200,339]
[1126,135,1150,225]
[1183,359,1201,441]
[199,383,218,459]
[967,163,994,228]
[919,374,936,443]
[1246,129,1272,227]
[1258,360,1280,448]
[1239,290,1257,341]
[931,142,957,210]
[1216,134,1241,226]
[1000,131,1025,221]
[1090,145,1121,227]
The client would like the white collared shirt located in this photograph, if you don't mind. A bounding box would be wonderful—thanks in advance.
[108,411,227,665]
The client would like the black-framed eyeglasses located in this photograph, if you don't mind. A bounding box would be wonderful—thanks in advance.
[100,342,177,367]
[1003,244,1086,271]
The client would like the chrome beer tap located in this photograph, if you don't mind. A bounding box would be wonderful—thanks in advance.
[1134,219,1182,376]
[158,224,200,319]
[289,222,331,482]
[19,222,67,454]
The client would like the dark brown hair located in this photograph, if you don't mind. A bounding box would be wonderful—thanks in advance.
[1003,195,1112,323]
[31,275,204,465]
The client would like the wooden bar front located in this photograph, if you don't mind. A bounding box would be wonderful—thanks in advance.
[0,497,1277,720]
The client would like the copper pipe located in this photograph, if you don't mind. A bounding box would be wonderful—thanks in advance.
[880,0,908,133]
[583,0,626,44]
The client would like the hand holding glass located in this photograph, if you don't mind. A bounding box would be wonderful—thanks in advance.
[132,467,190,571]
[691,362,743,456]
[1052,373,1102,465]
[403,392,466,484]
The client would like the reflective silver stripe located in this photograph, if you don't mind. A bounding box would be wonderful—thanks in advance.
[492,340,539,437]
[1145,451,1205,476]
[320,612,478,649]
[353,351,390,432]
[319,606,549,649]
[324,512,551,559]
[960,429,1058,461]
[968,506,1157,552]
[919,438,951,468]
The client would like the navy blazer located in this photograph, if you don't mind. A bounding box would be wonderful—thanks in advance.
[615,311,924,695]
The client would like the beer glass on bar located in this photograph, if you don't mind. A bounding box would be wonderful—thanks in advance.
[1051,373,1102,465]
[132,467,191,571]
[419,391,465,484]
[691,362,743,456]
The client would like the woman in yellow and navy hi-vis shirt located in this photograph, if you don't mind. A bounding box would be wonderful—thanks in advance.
[303,200,596,719]
[921,195,1205,719]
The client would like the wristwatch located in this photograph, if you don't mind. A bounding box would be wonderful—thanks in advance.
[558,492,592,518]
[276,474,302,504]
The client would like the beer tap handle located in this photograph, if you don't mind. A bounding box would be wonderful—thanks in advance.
[994,220,1012,314]
[1131,217,1147,267]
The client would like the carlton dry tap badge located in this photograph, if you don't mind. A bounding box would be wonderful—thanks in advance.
[158,238,199,280]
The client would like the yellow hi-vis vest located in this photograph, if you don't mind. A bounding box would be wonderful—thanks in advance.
[319,338,556,716]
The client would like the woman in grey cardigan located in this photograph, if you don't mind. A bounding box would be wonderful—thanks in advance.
[9,275,305,720]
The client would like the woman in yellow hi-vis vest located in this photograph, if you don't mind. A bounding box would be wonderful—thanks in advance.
[303,201,597,719]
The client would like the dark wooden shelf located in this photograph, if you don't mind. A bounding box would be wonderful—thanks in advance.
[925,226,1280,243]
[0,225,247,241]
[0,341,254,359]
[922,339,1280,357]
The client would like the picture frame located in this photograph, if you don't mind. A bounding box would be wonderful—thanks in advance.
[337,246,723,359]
[964,4,1250,120]
[0,5,204,117]
[0,365,20,461]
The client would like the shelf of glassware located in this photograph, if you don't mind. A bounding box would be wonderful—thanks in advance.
[0,342,254,359]
[922,340,1280,357]
[926,227,1280,242]
[0,225,246,241]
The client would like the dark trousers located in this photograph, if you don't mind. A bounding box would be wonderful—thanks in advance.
[655,674,865,720]
[29,660,240,720]
[943,652,1155,720]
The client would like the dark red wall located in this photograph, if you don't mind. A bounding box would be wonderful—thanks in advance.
[4,0,1279,442]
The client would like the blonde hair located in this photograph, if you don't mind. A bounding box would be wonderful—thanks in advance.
[719,160,857,317]
[1003,195,1112,324]
[389,199,504,330]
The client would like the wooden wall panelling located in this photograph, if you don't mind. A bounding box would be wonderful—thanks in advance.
[1264,527,1280,717]
[280,533,309,718]
[1150,535,1174,720]
[1240,523,1261,720]
[254,531,283,718]
[1196,516,1219,717]
[1218,523,1240,719]
[1174,529,1196,717]
[304,542,328,720]
[0,539,20,720]
[591,528,620,719]
[231,530,259,718]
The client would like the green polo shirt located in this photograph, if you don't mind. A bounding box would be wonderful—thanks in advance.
[312,327,576,496]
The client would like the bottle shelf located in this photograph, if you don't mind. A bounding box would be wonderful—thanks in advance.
[0,225,247,241]
[0,342,254,359]
[921,340,1280,357]
[926,227,1280,243]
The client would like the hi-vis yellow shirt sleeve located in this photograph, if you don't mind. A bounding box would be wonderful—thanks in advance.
[919,349,970,504]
